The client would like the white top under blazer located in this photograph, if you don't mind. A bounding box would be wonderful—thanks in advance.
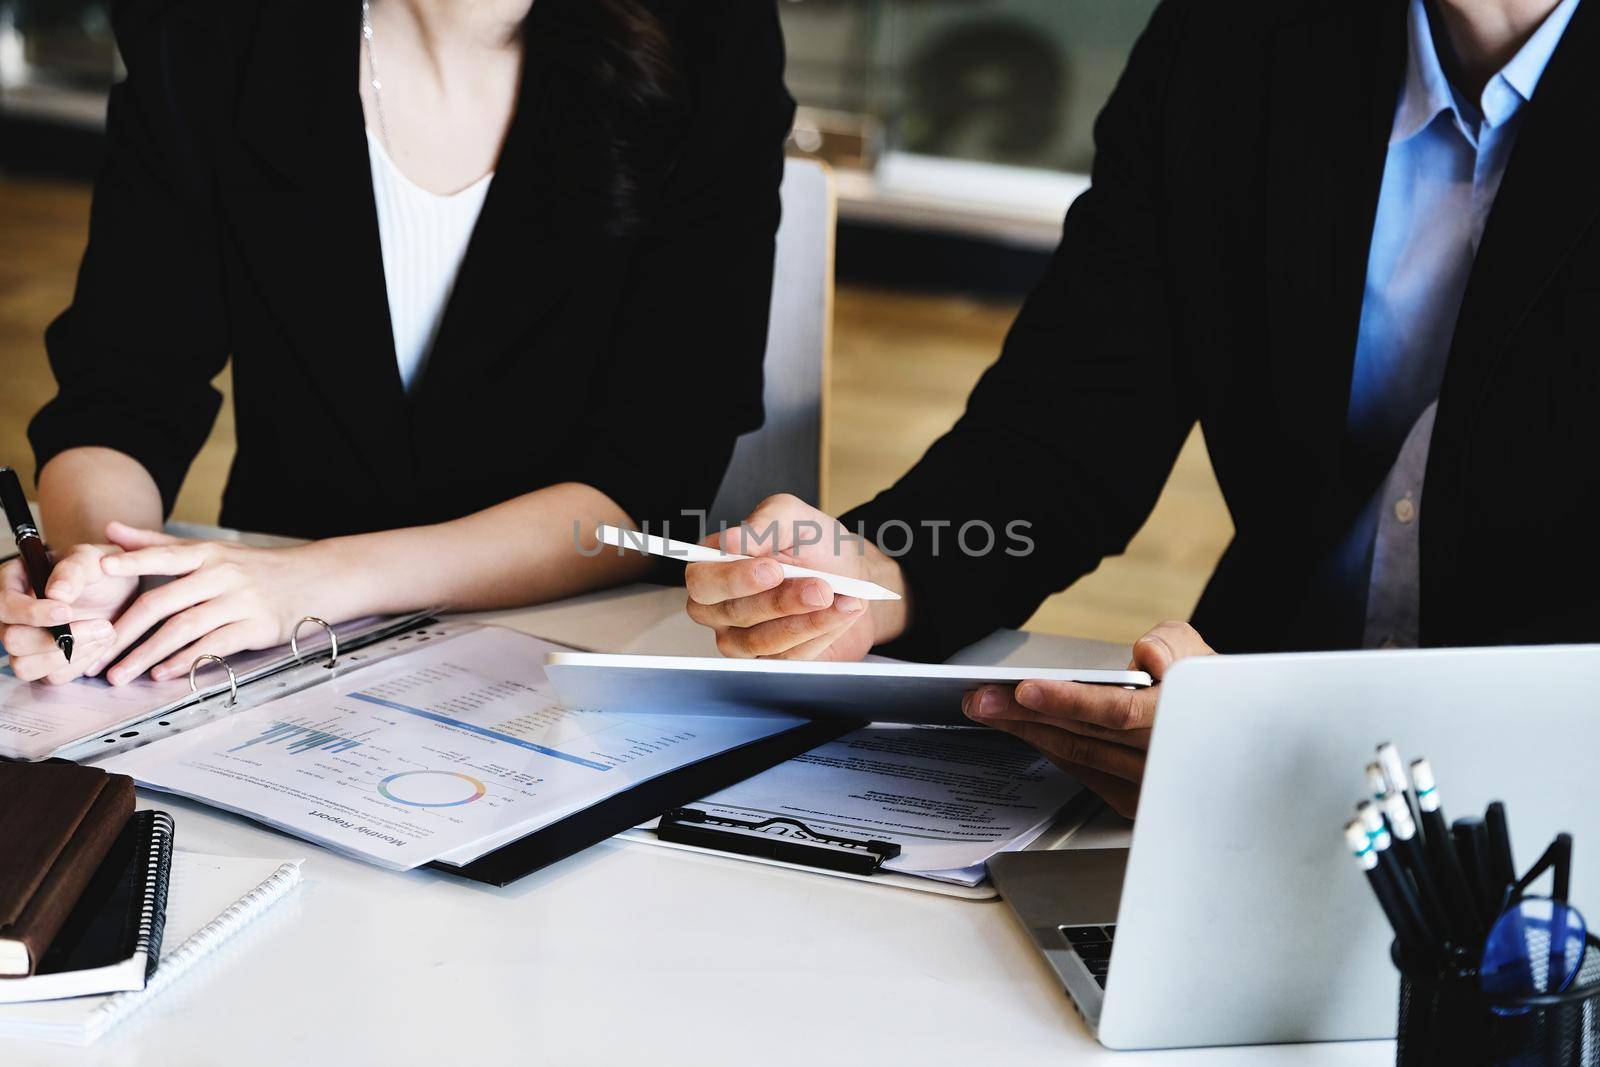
[365,129,494,392]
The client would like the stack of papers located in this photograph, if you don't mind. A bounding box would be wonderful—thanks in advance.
[688,724,1084,885]
[103,629,803,871]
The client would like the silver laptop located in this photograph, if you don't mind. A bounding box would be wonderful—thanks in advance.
[990,644,1600,1050]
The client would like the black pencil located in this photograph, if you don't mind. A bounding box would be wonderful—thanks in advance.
[1359,800,1441,953]
[1377,742,1424,848]
[1347,819,1430,961]
[1410,758,1483,944]
[1381,792,1460,946]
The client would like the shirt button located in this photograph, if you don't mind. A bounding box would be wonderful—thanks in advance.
[1394,497,1417,524]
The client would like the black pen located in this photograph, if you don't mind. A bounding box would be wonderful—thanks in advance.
[0,467,72,662]
[1410,758,1483,943]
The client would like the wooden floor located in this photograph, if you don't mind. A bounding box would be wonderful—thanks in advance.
[0,177,1233,647]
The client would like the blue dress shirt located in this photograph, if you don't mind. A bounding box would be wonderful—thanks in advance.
[1334,0,1580,648]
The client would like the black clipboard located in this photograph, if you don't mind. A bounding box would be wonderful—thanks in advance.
[656,807,902,875]
[428,718,859,887]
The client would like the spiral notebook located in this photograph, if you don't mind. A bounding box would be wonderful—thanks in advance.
[0,810,173,1003]
[0,853,303,1045]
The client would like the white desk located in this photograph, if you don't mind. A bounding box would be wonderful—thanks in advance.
[3,584,1395,1066]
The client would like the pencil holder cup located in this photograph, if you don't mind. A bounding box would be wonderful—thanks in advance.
[1393,935,1600,1066]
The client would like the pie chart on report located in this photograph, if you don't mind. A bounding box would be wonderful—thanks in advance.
[377,770,487,808]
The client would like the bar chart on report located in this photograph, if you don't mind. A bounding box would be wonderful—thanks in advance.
[228,719,374,756]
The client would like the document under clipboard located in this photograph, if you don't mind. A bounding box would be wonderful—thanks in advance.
[616,787,1103,902]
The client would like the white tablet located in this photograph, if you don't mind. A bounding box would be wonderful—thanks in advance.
[543,652,1151,726]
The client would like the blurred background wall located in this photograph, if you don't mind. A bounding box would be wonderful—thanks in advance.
[0,0,1231,646]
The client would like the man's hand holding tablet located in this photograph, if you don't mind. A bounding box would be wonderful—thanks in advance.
[960,621,1215,818]
[683,495,1218,817]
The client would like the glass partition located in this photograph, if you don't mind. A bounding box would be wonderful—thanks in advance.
[780,0,1159,242]
[781,0,1156,173]
[0,0,119,126]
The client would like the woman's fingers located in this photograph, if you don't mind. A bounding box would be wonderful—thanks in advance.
[1,559,25,595]
[2,617,114,657]
[5,619,117,683]
[106,599,236,685]
[99,542,209,579]
[0,586,73,628]
[150,620,262,684]
[712,598,865,659]
[94,570,228,683]
[40,546,105,603]
[685,575,833,627]
[103,521,180,552]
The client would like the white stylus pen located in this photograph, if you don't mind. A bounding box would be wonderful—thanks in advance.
[595,524,902,602]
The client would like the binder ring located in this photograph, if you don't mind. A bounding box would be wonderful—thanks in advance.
[290,616,339,669]
[188,654,239,707]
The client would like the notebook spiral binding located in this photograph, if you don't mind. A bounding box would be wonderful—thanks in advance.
[134,812,175,981]
[84,862,303,1040]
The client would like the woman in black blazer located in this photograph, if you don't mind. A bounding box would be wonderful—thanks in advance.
[1,0,793,686]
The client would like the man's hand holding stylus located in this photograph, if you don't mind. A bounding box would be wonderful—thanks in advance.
[684,495,909,661]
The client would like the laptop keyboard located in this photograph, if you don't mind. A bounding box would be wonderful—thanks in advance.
[1060,925,1116,987]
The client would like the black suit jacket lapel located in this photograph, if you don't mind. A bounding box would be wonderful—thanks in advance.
[228,0,418,513]
[1448,0,1600,385]
[1262,0,1408,514]
[1423,0,1600,641]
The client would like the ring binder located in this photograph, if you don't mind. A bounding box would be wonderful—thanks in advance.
[289,616,339,668]
[187,655,238,707]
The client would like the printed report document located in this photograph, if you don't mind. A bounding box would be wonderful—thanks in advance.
[687,724,1083,885]
[103,628,803,870]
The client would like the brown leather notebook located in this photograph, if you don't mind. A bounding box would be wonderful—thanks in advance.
[0,763,136,977]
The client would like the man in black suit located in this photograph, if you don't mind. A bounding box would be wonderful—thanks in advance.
[682,0,1599,816]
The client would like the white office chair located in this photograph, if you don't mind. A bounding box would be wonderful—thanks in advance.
[707,157,835,532]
